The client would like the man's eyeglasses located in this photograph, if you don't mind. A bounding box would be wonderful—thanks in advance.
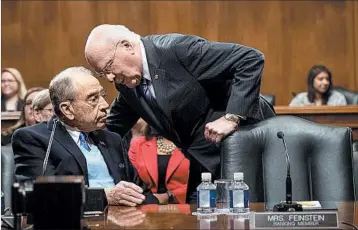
[74,89,108,108]
[41,108,53,114]
[95,41,121,78]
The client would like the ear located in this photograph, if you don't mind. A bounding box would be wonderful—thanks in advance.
[59,102,75,120]
[120,40,134,53]
[33,110,41,123]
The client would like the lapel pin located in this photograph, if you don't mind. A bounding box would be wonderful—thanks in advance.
[99,141,106,146]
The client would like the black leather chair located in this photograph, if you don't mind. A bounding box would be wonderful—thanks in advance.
[1,144,15,212]
[261,94,276,106]
[334,87,358,105]
[353,141,358,194]
[258,95,276,119]
[221,116,355,208]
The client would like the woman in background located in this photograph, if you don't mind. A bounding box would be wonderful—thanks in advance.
[129,125,189,204]
[1,68,27,111]
[289,65,347,106]
[1,87,44,146]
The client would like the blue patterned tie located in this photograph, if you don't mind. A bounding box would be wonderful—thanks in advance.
[79,132,91,152]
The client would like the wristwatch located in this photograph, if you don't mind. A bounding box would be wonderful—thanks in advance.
[224,113,241,124]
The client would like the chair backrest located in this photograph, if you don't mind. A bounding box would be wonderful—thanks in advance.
[258,95,276,119]
[1,144,15,210]
[221,116,355,208]
[261,94,276,106]
[334,87,358,105]
[352,141,358,195]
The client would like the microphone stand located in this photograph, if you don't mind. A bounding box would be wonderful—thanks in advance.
[273,132,303,212]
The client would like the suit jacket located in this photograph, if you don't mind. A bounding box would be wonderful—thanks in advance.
[107,34,265,175]
[12,117,158,204]
[129,137,190,204]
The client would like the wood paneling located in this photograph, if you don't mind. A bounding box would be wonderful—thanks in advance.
[354,0,358,90]
[2,1,357,105]
[274,105,358,141]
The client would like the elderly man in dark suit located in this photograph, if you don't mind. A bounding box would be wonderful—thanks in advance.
[12,67,158,206]
[84,25,273,202]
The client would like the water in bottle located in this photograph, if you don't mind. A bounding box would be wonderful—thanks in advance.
[229,172,250,214]
[197,172,216,214]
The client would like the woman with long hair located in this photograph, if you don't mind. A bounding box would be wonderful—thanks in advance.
[1,87,44,146]
[1,68,27,111]
[289,65,347,106]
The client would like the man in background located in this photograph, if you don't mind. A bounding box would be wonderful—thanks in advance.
[31,89,54,123]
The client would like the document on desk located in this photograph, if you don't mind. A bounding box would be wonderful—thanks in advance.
[296,201,322,210]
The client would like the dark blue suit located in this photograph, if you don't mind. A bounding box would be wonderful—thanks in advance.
[12,116,158,204]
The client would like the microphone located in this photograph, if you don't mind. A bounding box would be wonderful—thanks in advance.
[273,131,303,212]
[42,118,59,176]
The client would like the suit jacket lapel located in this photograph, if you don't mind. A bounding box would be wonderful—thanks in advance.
[166,147,185,183]
[142,138,159,187]
[142,38,172,123]
[148,66,171,122]
[90,131,121,183]
[118,85,168,136]
[47,118,88,181]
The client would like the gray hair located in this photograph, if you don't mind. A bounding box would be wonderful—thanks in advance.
[31,89,51,111]
[49,67,92,118]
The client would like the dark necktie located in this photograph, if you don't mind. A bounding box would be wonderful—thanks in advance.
[138,78,171,133]
[79,132,91,152]
[139,78,158,109]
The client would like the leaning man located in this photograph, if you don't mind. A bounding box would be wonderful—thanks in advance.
[12,67,158,206]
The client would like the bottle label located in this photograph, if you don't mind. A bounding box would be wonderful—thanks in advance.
[230,190,249,208]
[210,190,216,208]
[197,190,216,208]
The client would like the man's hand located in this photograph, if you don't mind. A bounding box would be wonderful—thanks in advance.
[153,193,169,205]
[105,181,146,206]
[204,116,238,143]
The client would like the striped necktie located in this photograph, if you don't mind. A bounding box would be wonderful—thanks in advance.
[79,132,91,152]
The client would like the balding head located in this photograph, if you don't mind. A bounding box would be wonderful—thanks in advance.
[84,24,144,88]
[85,24,141,72]
[49,67,93,118]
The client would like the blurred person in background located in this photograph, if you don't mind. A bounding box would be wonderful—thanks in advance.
[1,68,27,111]
[122,118,147,152]
[1,87,44,146]
[31,89,53,123]
[289,65,347,106]
[129,125,189,204]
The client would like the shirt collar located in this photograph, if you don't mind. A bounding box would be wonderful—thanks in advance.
[140,41,151,82]
[61,121,82,144]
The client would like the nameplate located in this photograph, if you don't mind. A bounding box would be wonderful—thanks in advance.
[253,211,338,229]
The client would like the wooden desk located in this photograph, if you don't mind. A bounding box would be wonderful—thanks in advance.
[274,106,358,141]
[87,203,358,229]
[1,111,21,130]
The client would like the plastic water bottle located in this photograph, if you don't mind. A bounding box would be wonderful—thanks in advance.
[197,172,216,214]
[229,172,250,214]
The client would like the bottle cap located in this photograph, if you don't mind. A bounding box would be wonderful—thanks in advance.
[234,172,244,180]
[201,172,212,181]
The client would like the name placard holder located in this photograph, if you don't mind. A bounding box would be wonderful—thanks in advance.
[252,211,339,229]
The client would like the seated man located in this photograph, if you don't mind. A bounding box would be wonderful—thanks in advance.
[12,67,158,206]
[31,89,54,123]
